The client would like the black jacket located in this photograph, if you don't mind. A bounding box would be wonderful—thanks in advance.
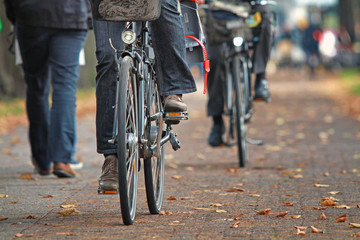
[4,0,92,30]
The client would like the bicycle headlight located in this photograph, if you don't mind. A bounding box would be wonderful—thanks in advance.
[233,36,244,47]
[121,30,136,45]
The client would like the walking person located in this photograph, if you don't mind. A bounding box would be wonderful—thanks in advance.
[90,0,197,192]
[4,0,92,177]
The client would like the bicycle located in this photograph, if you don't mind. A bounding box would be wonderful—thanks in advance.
[90,0,206,225]
[205,0,275,167]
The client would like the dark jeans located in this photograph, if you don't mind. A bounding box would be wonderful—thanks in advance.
[207,4,272,117]
[93,0,197,154]
[16,23,87,170]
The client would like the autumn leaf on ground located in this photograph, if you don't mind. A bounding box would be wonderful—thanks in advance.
[171,175,182,180]
[310,226,324,233]
[289,174,303,179]
[159,210,173,215]
[318,212,327,220]
[57,208,79,216]
[210,203,223,207]
[234,214,244,220]
[349,223,360,228]
[314,184,330,188]
[0,218,8,221]
[334,205,351,209]
[321,199,336,206]
[2,149,12,155]
[193,207,212,211]
[322,196,339,202]
[257,208,271,215]
[19,173,36,181]
[281,201,294,206]
[339,170,347,174]
[225,187,244,193]
[249,194,260,197]
[291,215,301,219]
[230,221,241,228]
[323,172,330,177]
[60,204,77,209]
[328,191,339,195]
[335,214,347,223]
[276,211,288,218]
[167,196,176,200]
[40,195,53,198]
[0,194,8,198]
[215,209,227,213]
[179,197,193,200]
[14,233,24,238]
[281,168,302,175]
[26,215,36,219]
[295,226,308,230]
[313,206,326,210]
[227,168,239,173]
[295,226,307,236]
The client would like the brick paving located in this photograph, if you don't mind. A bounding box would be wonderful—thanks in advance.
[1,69,360,239]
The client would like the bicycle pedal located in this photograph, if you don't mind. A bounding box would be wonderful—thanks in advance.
[164,112,189,121]
[97,187,118,194]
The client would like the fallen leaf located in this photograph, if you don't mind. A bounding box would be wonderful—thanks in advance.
[281,168,302,175]
[19,173,35,181]
[295,226,308,230]
[57,208,79,216]
[11,137,20,144]
[225,187,244,193]
[321,199,336,206]
[40,195,53,198]
[196,153,206,160]
[257,208,271,215]
[14,233,23,238]
[339,170,347,174]
[26,215,36,219]
[2,149,12,155]
[291,215,301,219]
[351,169,359,173]
[328,191,339,195]
[349,223,360,228]
[313,206,326,210]
[310,226,324,233]
[281,201,294,206]
[210,203,223,207]
[227,168,239,173]
[167,196,176,200]
[322,196,339,202]
[276,211,288,218]
[60,204,77,209]
[318,212,327,220]
[234,214,243,220]
[230,221,241,228]
[335,214,347,223]
[314,184,330,188]
[0,194,9,198]
[171,175,182,180]
[216,209,227,213]
[179,197,192,200]
[323,172,330,177]
[334,205,351,209]
[0,218,8,221]
[249,194,260,197]
[289,174,303,179]
[168,163,178,169]
[296,229,306,236]
[159,210,173,215]
[193,207,212,211]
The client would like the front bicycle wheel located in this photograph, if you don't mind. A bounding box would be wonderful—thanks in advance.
[144,77,165,214]
[117,55,139,225]
[232,57,248,167]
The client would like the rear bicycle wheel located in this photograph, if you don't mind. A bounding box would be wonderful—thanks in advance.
[144,77,165,214]
[117,55,139,225]
[232,57,248,167]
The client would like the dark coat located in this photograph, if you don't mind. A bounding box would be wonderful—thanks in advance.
[4,0,92,30]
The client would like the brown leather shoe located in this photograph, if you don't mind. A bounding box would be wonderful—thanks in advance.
[31,157,52,176]
[98,155,118,191]
[163,94,187,112]
[53,162,77,178]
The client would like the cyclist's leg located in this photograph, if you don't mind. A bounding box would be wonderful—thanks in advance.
[93,20,126,190]
[207,43,225,146]
[150,0,196,111]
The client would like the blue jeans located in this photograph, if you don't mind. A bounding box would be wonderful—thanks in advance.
[93,0,197,154]
[16,23,87,170]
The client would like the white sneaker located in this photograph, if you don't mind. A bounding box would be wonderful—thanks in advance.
[70,161,83,170]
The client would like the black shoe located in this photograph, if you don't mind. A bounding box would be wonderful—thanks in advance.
[208,123,224,147]
[254,78,271,102]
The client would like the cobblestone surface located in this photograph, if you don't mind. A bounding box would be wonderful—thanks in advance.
[1,70,360,239]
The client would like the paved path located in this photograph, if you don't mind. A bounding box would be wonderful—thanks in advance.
[1,69,360,239]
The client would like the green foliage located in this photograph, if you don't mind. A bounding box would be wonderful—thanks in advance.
[340,68,360,96]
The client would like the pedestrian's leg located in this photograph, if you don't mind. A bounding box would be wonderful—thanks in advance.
[15,23,52,172]
[48,29,87,177]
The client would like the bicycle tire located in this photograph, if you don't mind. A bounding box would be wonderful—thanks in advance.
[144,76,165,214]
[117,55,139,225]
[232,56,248,167]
